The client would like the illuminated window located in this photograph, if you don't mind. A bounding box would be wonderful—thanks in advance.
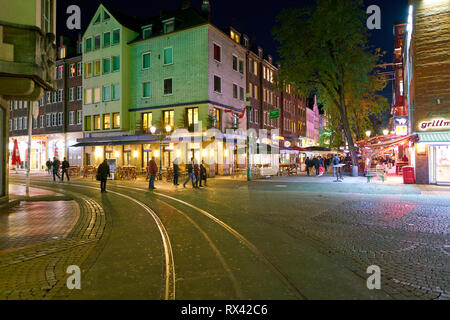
[253,61,258,76]
[213,108,221,128]
[94,60,101,76]
[187,107,198,127]
[163,110,174,127]
[69,64,76,77]
[59,46,66,59]
[94,88,101,103]
[142,112,152,132]
[112,113,120,129]
[84,89,92,104]
[103,114,111,130]
[77,62,82,76]
[93,115,101,130]
[85,62,92,78]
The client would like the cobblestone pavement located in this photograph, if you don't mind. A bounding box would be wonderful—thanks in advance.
[3,174,449,300]
[0,184,107,300]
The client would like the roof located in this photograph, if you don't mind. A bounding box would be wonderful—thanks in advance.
[128,6,209,44]
[417,132,450,143]
[101,3,146,33]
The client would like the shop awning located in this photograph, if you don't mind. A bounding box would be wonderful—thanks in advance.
[417,132,450,143]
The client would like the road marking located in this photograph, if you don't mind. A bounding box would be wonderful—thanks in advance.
[275,185,288,188]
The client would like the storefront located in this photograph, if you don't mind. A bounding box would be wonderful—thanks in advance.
[416,132,450,185]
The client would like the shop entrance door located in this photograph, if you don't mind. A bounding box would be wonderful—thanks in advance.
[434,145,450,185]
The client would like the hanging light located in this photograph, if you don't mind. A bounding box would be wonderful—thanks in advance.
[150,126,156,134]
[365,130,371,137]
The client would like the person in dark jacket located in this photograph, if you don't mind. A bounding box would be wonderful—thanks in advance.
[173,158,180,186]
[46,159,52,174]
[97,159,110,192]
[147,156,158,190]
[183,158,195,188]
[305,157,311,176]
[61,157,70,181]
[199,160,207,187]
[332,154,342,181]
[313,157,320,175]
[194,161,201,188]
[52,157,61,182]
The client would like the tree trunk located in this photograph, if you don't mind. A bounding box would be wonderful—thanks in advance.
[339,87,359,177]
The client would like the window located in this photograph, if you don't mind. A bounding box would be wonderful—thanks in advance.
[103,58,111,74]
[94,14,101,25]
[213,108,221,128]
[213,44,221,62]
[103,114,111,130]
[112,56,120,71]
[69,111,74,125]
[186,107,198,127]
[69,87,74,101]
[232,56,238,71]
[163,110,174,127]
[94,60,101,76]
[18,117,22,130]
[94,88,101,103]
[164,21,175,34]
[143,82,151,98]
[142,52,151,69]
[77,62,82,76]
[77,42,82,54]
[254,85,258,99]
[57,112,63,126]
[85,62,92,78]
[103,32,110,47]
[112,84,120,100]
[13,118,17,130]
[85,89,92,104]
[112,113,120,129]
[103,10,110,21]
[94,35,100,50]
[164,78,173,95]
[52,92,56,103]
[77,110,82,125]
[84,116,92,131]
[58,89,63,102]
[214,76,221,93]
[46,114,51,127]
[77,86,82,100]
[56,65,63,79]
[253,61,258,75]
[85,38,92,52]
[9,119,12,131]
[112,29,120,45]
[142,112,152,132]
[69,64,76,77]
[233,84,238,99]
[103,85,111,101]
[42,0,52,34]
[93,115,101,130]
[23,117,27,130]
[163,48,173,65]
[239,60,244,74]
[143,27,152,39]
[239,87,244,101]
[51,113,57,126]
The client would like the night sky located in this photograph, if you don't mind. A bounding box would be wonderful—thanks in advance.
[56,0,410,104]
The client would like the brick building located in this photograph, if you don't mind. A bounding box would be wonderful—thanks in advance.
[9,39,83,169]
[404,0,450,185]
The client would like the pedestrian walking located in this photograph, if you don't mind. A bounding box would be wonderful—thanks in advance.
[183,158,195,188]
[313,157,320,175]
[97,159,110,192]
[46,159,52,174]
[173,158,180,186]
[147,156,158,190]
[194,161,200,188]
[305,157,311,176]
[199,160,207,187]
[61,157,70,181]
[52,157,61,182]
[332,154,343,181]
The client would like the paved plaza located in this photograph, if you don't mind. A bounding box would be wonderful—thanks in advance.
[0,172,449,300]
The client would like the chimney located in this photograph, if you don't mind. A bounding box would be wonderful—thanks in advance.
[181,0,190,9]
[201,0,211,21]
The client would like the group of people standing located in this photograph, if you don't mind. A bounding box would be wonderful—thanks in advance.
[146,157,208,190]
[46,157,70,182]
[304,154,345,180]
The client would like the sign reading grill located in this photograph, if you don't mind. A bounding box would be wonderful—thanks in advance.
[269,109,280,119]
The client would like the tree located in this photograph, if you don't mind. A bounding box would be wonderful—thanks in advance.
[273,0,387,176]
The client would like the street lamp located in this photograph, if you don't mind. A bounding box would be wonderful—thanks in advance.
[365,130,371,138]
[383,129,389,135]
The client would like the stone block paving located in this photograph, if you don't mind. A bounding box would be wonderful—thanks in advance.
[0,193,107,300]
[297,199,450,300]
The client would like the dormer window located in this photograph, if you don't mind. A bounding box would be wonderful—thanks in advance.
[243,36,249,48]
[142,26,152,39]
[230,30,240,44]
[59,46,66,59]
[164,19,175,34]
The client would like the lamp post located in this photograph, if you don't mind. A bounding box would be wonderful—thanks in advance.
[151,125,171,180]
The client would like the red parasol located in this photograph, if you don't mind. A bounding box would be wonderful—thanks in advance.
[11,139,21,166]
